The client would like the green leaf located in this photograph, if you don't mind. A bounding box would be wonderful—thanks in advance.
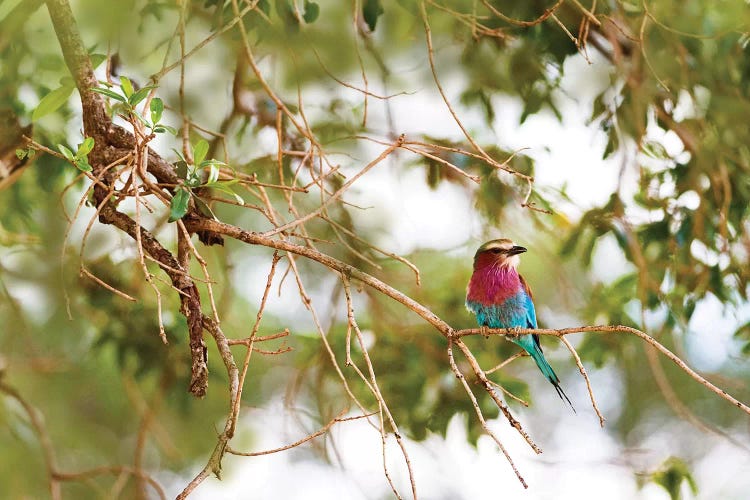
[174,160,188,180]
[193,139,209,166]
[193,195,217,219]
[205,164,220,185]
[131,111,151,128]
[200,159,227,168]
[362,0,383,31]
[185,170,203,188]
[168,187,191,222]
[59,76,76,87]
[90,53,107,69]
[33,85,75,121]
[642,140,669,160]
[303,0,319,23]
[172,148,186,162]
[128,85,158,107]
[75,158,93,172]
[120,76,134,98]
[15,149,27,160]
[603,125,619,159]
[77,137,95,156]
[652,457,698,500]
[58,144,75,161]
[150,98,164,125]
[154,125,177,135]
[210,182,244,205]
[91,87,127,103]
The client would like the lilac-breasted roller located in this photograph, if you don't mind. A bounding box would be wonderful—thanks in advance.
[465,239,574,409]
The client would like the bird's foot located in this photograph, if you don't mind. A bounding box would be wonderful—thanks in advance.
[505,326,523,339]
[480,325,490,339]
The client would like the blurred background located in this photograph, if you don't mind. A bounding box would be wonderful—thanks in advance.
[1,0,749,498]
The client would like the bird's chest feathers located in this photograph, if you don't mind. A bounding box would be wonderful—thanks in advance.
[466,266,528,327]
[467,266,522,304]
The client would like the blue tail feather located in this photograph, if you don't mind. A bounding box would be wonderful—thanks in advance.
[513,336,576,413]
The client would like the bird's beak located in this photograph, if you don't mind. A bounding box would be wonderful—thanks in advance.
[508,245,527,256]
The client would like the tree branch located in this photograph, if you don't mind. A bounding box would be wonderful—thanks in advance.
[455,326,750,416]
[45,0,210,396]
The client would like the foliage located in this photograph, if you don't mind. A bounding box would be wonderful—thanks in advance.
[651,457,698,500]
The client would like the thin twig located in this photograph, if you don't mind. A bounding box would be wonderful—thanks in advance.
[559,336,605,427]
[227,408,355,456]
[0,381,62,500]
[262,136,404,238]
[342,276,418,499]
[446,339,528,489]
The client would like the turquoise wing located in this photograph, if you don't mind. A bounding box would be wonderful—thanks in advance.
[524,292,538,329]
[519,274,538,329]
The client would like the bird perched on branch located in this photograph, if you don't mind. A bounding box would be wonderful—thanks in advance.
[465,238,574,410]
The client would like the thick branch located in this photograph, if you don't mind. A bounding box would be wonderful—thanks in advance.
[97,203,208,396]
[45,0,107,137]
[45,0,209,396]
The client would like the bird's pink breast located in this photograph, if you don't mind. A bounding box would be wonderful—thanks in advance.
[466,265,522,305]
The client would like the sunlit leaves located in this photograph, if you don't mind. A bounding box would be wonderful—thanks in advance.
[78,137,94,156]
[154,124,177,135]
[15,148,35,161]
[150,97,164,125]
[31,53,105,121]
[91,86,127,103]
[193,140,209,167]
[32,84,75,121]
[166,139,244,222]
[206,180,244,205]
[91,80,176,136]
[58,137,95,172]
[119,76,134,98]
[57,144,74,161]
[128,85,157,107]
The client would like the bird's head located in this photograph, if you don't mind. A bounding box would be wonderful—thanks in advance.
[473,238,527,270]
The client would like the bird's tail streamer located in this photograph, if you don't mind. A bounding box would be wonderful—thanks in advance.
[527,342,576,413]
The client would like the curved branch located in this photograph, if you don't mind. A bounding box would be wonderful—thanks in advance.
[187,216,750,420]
[455,326,750,416]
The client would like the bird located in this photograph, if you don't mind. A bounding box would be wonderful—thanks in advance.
[465,238,574,410]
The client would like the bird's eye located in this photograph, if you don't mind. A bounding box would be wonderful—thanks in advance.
[491,248,503,254]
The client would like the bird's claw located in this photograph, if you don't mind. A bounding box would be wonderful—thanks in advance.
[480,325,490,339]
[505,326,523,339]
